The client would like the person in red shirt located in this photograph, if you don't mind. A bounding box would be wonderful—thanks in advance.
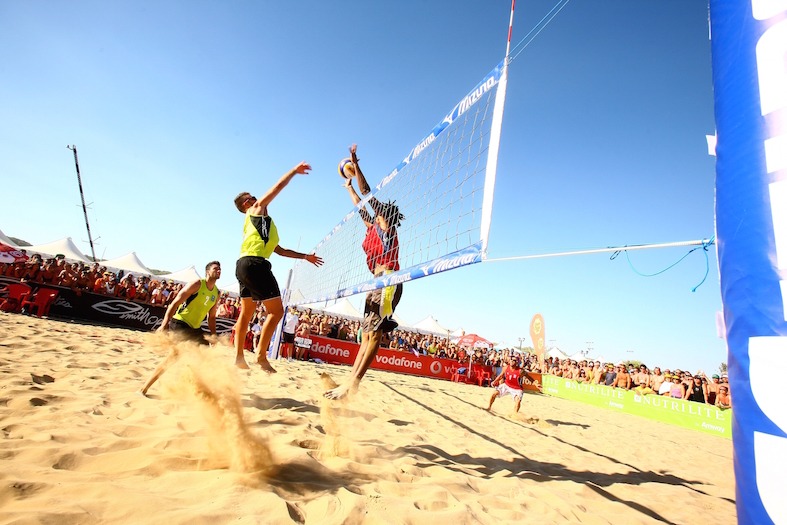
[487,357,526,413]
[325,143,405,400]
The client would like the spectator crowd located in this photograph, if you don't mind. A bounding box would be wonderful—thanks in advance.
[3,254,730,410]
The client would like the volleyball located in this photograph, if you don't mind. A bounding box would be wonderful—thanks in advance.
[338,158,356,179]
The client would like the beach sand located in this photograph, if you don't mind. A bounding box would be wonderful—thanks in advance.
[0,312,735,524]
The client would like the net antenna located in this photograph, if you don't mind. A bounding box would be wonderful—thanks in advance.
[287,2,517,307]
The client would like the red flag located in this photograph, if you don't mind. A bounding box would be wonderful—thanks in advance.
[0,242,28,264]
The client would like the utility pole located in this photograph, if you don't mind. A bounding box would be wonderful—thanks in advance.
[66,145,97,261]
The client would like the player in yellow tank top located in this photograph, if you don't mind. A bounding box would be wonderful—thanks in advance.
[232,161,324,373]
[141,261,222,396]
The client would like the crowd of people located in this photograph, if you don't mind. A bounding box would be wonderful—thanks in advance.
[543,358,731,408]
[3,254,730,409]
[2,253,189,305]
[270,307,731,409]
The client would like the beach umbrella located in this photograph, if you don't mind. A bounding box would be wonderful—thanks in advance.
[0,242,28,264]
[453,333,492,349]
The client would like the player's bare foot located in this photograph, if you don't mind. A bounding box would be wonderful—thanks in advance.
[235,358,251,370]
[257,358,277,374]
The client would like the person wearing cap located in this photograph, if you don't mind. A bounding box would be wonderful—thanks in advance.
[602,364,617,386]
[669,374,686,398]
[658,373,675,396]
[715,383,731,409]
[232,161,324,372]
[706,373,721,405]
[325,143,406,400]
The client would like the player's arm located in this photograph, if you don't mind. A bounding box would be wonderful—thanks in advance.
[273,245,324,267]
[255,161,311,208]
[157,279,201,332]
[344,181,374,226]
[207,301,218,336]
[350,144,371,195]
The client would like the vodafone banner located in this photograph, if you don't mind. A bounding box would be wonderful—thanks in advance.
[307,334,543,392]
[308,335,480,381]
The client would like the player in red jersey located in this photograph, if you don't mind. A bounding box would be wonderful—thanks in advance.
[487,356,526,413]
[325,144,405,400]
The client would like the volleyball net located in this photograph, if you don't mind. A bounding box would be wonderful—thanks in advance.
[287,58,510,306]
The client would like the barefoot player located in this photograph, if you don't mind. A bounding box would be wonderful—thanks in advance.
[141,260,222,396]
[233,162,324,372]
[325,144,404,400]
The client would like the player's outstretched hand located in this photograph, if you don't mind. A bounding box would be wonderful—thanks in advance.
[305,253,324,267]
[293,161,311,175]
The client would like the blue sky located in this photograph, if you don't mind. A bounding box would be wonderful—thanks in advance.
[0,1,724,372]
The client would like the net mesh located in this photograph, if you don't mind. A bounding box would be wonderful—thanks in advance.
[288,61,505,305]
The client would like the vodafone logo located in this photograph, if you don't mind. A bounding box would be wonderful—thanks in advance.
[374,354,423,370]
[310,342,351,358]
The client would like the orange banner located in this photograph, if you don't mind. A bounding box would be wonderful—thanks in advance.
[529,313,545,368]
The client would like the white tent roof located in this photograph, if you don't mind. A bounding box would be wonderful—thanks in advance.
[547,347,569,360]
[102,252,153,275]
[323,298,362,319]
[220,281,239,296]
[26,237,92,263]
[0,229,18,248]
[158,266,201,283]
[392,312,409,329]
[411,315,452,335]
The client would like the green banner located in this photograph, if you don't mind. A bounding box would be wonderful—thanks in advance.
[541,375,732,439]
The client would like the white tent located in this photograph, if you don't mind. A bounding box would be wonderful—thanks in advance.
[0,229,18,248]
[323,298,363,319]
[392,312,409,329]
[547,347,569,360]
[220,281,240,296]
[449,327,465,339]
[26,237,92,263]
[411,315,452,335]
[158,266,201,283]
[102,252,154,276]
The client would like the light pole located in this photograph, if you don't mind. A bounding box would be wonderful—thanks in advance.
[517,337,525,352]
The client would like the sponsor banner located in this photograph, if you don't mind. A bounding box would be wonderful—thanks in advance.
[542,375,732,438]
[308,334,494,381]
[0,279,234,334]
[710,0,787,521]
[380,59,505,187]
[307,243,483,304]
[294,337,312,348]
[307,334,543,389]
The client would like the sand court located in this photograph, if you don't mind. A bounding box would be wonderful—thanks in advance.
[0,312,734,524]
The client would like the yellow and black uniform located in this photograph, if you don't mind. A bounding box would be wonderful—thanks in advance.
[171,279,219,344]
[235,211,282,301]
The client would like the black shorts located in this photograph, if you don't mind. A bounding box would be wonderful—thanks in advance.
[170,318,209,345]
[236,256,280,301]
[362,283,403,333]
[282,331,295,344]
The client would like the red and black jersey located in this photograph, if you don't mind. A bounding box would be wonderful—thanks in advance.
[362,224,400,273]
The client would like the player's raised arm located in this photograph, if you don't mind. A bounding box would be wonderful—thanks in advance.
[256,161,312,209]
